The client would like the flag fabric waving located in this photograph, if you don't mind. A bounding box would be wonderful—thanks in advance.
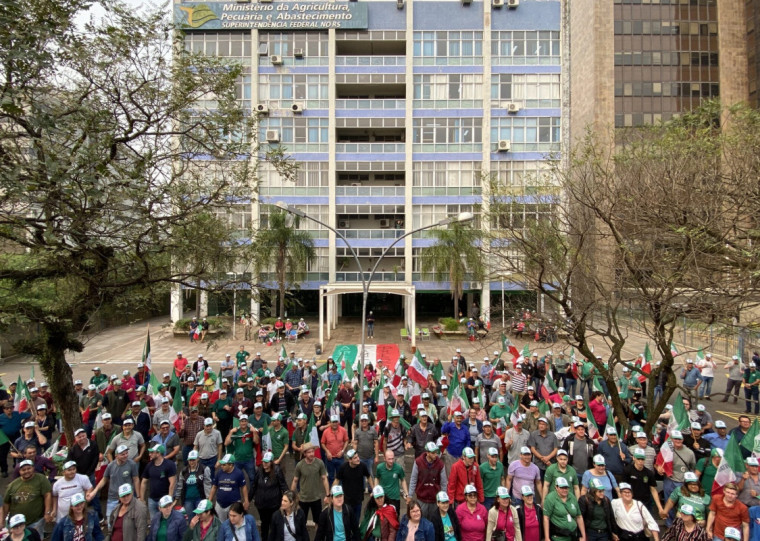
[407,350,429,387]
[142,330,152,372]
[585,405,600,440]
[713,435,745,495]
[655,440,675,477]
[14,376,33,413]
[668,394,692,434]
[740,418,760,456]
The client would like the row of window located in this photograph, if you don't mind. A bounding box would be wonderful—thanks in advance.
[258,75,329,101]
[615,51,718,66]
[614,20,717,35]
[614,81,719,97]
[614,0,714,4]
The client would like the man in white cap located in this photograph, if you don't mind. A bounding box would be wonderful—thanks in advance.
[151,420,181,461]
[141,444,177,519]
[696,352,717,401]
[655,430,695,524]
[195,417,223,475]
[447,447,483,507]
[683,421,711,462]
[89,444,139,518]
[103,377,128,425]
[507,446,541,504]
[94,413,120,460]
[52,460,93,520]
[681,359,702,400]
[527,417,559,478]
[107,484,148,541]
[409,442,447,520]
[704,420,730,451]
[409,409,438,457]
[335,448,372,531]
[724,355,745,403]
[209,453,248,520]
[291,441,330,526]
[1,459,52,536]
[80,384,102,437]
[173,351,189,377]
[504,415,531,464]
[321,412,349,486]
[441,410,472,475]
[596,426,631,482]
[106,417,145,462]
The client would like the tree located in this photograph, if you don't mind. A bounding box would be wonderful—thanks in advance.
[421,222,484,319]
[0,0,291,442]
[484,101,760,433]
[253,209,315,319]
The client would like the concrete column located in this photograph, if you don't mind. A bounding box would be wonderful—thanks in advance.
[200,290,209,317]
[718,0,749,108]
[326,293,332,341]
[319,288,324,348]
[410,294,417,349]
[170,283,183,323]
[251,298,260,324]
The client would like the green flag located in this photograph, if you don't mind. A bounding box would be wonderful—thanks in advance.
[280,343,287,360]
[741,418,760,454]
[643,343,652,363]
[0,430,9,446]
[725,433,746,476]
[501,334,511,353]
[142,330,152,371]
[323,381,339,412]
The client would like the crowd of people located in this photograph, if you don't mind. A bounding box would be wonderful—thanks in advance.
[0,345,758,541]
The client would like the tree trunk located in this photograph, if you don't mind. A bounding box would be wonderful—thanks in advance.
[37,324,82,447]
[454,295,460,320]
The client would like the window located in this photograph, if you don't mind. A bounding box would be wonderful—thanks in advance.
[492,31,560,65]
[259,31,328,65]
[259,118,329,151]
[413,31,483,65]
[412,162,482,194]
[412,118,482,151]
[259,75,329,108]
[413,74,483,106]
[491,73,561,107]
[491,117,560,151]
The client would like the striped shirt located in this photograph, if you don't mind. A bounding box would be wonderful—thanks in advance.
[511,372,527,393]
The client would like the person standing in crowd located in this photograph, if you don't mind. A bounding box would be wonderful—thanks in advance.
[624,447,662,515]
[314,485,360,541]
[269,491,310,541]
[353,412,379,490]
[527,418,559,481]
[409,442,447,520]
[581,455,620,501]
[209,454,248,522]
[69,428,101,519]
[508,447,542,505]
[579,478,614,541]
[448,447,484,508]
[486,487,522,541]
[706,482,749,541]
[0,404,31,477]
[106,418,145,463]
[660,472,711,526]
[290,442,330,527]
[140,444,177,520]
[107,484,148,541]
[542,449,579,500]
[660,504,710,541]
[175,450,212,519]
[1,459,52,538]
[656,430,696,526]
[218,501,261,541]
[481,447,506,510]
[723,356,744,403]
[321,412,349,487]
[251,451,287,541]
[195,417,223,476]
[382,409,409,470]
[185,500,221,541]
[597,426,631,483]
[375,449,408,518]
[611,483,661,541]
[543,477,584,541]
[515,485,543,541]
[360,486,399,541]
[505,416,531,465]
[51,460,93,521]
[430,491,460,541]
[561,422,595,483]
[442,411,472,475]
[456,485,488,541]
[366,311,375,339]
[696,353,717,401]
[147,495,187,541]
[50,492,104,541]
[88,444,139,518]
[335,449,371,532]
[409,410,438,458]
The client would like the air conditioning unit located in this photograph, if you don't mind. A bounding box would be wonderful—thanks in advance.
[338,220,350,228]
[379,219,391,228]
[506,102,520,113]
[507,0,519,7]
[461,0,472,5]
[293,49,304,58]
[270,55,283,65]
[266,130,280,143]
[256,104,269,114]
[493,0,504,7]
[497,139,511,152]
[396,0,404,9]
[291,103,305,113]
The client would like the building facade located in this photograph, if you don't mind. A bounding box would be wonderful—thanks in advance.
[172,0,562,342]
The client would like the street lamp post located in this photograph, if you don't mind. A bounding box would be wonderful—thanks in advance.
[275,201,473,415]
[226,272,237,339]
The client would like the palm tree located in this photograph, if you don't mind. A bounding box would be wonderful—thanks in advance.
[253,209,315,318]
[421,221,484,319]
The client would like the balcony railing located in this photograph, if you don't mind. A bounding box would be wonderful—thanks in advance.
[337,229,404,239]
[335,99,405,110]
[335,56,405,66]
[335,186,405,197]
[336,143,405,153]
[336,271,405,282]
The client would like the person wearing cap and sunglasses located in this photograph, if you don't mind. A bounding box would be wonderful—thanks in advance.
[486,486,522,541]
[456,484,488,541]
[313,485,361,541]
[51,460,93,521]
[50,492,104,541]
[579,478,613,541]
[612,482,660,541]
[146,495,187,541]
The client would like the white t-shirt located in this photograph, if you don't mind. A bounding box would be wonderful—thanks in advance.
[696,358,716,378]
[52,474,93,520]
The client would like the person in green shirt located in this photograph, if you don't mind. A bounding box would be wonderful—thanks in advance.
[211,389,233,441]
[90,367,108,389]
[268,413,290,472]
[375,449,408,512]
[480,447,505,509]
[543,477,584,541]
[660,471,710,522]
[223,416,257,483]
[745,364,760,414]
[249,403,271,431]
[235,346,250,367]
[3,461,52,536]
[696,448,722,494]
[543,450,579,500]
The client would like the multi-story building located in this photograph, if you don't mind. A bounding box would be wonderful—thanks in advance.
[172,0,562,345]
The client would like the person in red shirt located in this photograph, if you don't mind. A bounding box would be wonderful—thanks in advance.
[173,352,189,377]
[121,370,137,402]
[589,391,607,432]
[707,483,749,541]
[448,447,484,505]
[320,414,349,487]
[134,363,150,388]
[456,484,488,541]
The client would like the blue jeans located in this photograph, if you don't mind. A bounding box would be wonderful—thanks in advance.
[483,497,495,510]
[565,378,577,397]
[200,457,217,481]
[663,478,683,527]
[325,457,344,487]
[29,518,45,539]
[579,379,593,399]
[654,385,663,403]
[367,323,374,338]
[88,473,102,519]
[148,498,160,520]
[588,530,610,541]
[235,459,255,484]
[106,499,119,519]
[746,387,759,414]
[360,458,375,490]
[184,497,201,518]
[182,445,194,463]
[351,502,362,532]
[699,377,714,398]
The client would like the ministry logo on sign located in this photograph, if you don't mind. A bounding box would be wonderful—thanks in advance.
[178,4,219,28]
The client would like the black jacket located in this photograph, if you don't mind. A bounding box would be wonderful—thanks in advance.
[561,435,597,471]
[314,505,359,541]
[269,392,296,416]
[578,494,614,533]
[267,509,309,541]
[514,502,544,541]
[430,507,461,541]
[251,465,288,510]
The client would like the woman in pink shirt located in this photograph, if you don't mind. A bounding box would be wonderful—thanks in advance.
[589,391,608,431]
[456,484,488,541]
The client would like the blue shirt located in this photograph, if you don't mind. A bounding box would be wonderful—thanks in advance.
[749,505,760,541]
[0,411,31,439]
[334,509,346,541]
[597,440,631,475]
[703,433,730,451]
[214,467,247,507]
[682,367,701,387]
[581,470,618,500]
[441,422,471,458]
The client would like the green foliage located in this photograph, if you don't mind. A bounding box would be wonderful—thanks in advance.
[439,318,461,331]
